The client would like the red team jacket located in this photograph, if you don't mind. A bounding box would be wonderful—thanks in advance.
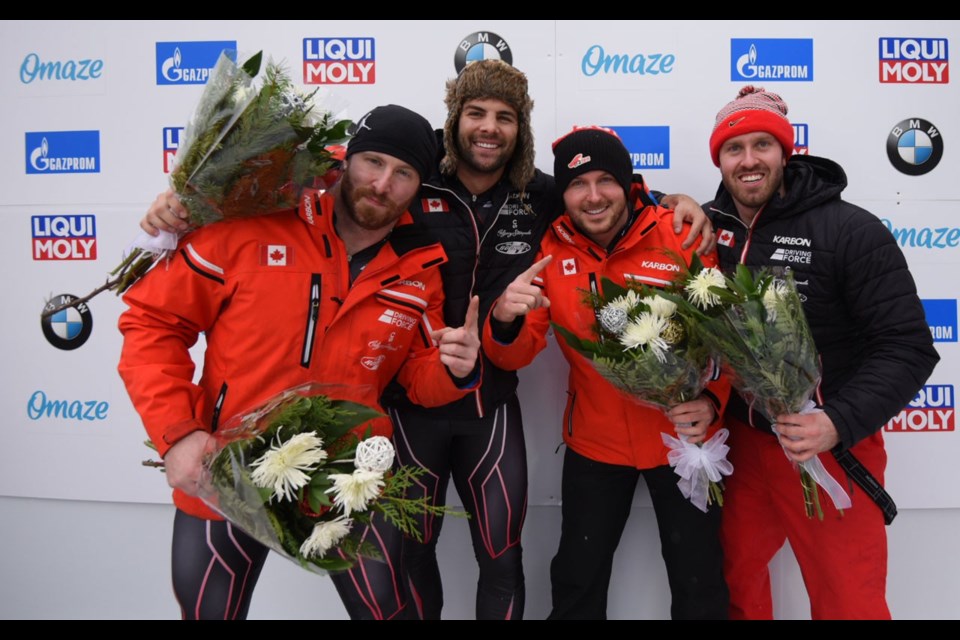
[119,189,474,518]
[485,191,729,469]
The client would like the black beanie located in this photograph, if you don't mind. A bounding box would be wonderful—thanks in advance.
[552,126,633,198]
[346,104,436,182]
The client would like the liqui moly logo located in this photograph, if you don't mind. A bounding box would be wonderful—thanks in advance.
[32,215,96,260]
[162,127,183,174]
[303,38,375,84]
[884,385,954,432]
[879,38,949,84]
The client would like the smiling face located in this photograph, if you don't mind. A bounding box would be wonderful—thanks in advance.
[563,170,629,248]
[718,131,788,225]
[455,98,519,180]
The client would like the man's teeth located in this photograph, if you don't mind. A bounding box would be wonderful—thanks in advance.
[475,141,499,149]
[742,174,763,183]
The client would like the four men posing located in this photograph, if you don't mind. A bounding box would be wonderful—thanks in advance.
[130,62,936,618]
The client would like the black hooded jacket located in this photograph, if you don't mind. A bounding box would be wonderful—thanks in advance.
[708,155,939,449]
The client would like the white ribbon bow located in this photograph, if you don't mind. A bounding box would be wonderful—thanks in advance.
[661,428,734,513]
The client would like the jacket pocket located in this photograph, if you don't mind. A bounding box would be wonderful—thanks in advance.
[300,274,322,368]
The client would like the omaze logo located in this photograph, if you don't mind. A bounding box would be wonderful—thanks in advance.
[25,131,99,174]
[609,126,670,169]
[162,127,183,174]
[887,118,943,176]
[32,215,96,261]
[731,39,813,81]
[581,45,675,76]
[20,53,103,84]
[922,298,957,343]
[27,390,108,422]
[881,219,960,249]
[879,38,948,84]
[793,123,809,155]
[156,41,236,85]
[303,38,375,85]
[884,385,954,432]
[41,295,93,350]
[455,32,512,73]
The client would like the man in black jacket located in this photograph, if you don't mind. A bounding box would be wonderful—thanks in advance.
[706,86,939,619]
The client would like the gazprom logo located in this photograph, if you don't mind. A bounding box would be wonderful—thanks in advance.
[163,127,184,174]
[793,123,809,155]
[156,41,236,85]
[25,131,99,174]
[303,38,375,84]
[884,385,954,432]
[608,126,670,169]
[922,299,957,342]
[731,39,814,82]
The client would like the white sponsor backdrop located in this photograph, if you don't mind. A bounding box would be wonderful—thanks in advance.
[1,20,959,619]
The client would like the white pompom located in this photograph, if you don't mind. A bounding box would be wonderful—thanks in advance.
[355,436,395,473]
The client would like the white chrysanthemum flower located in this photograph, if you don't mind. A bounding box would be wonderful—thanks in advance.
[686,268,727,310]
[326,469,385,517]
[355,436,395,473]
[599,305,629,335]
[762,279,789,322]
[645,294,677,319]
[608,289,642,314]
[619,312,670,363]
[250,431,327,502]
[299,515,353,559]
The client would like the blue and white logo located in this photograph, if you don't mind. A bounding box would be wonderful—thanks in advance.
[25,131,99,174]
[882,219,960,249]
[163,126,183,173]
[793,123,809,155]
[20,53,103,84]
[581,46,675,77]
[887,118,943,176]
[454,32,512,73]
[608,126,670,169]
[27,390,109,422]
[922,299,957,343]
[731,39,814,82]
[41,294,93,350]
[156,41,236,85]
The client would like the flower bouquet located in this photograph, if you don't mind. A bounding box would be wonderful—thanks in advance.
[553,277,731,512]
[42,50,350,318]
[199,383,455,573]
[670,255,851,519]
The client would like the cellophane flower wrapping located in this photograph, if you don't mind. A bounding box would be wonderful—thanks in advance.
[199,383,449,574]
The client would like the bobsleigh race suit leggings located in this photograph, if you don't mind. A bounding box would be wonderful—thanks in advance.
[172,509,411,620]
[389,394,527,620]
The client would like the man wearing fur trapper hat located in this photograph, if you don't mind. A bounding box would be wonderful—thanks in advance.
[382,60,716,620]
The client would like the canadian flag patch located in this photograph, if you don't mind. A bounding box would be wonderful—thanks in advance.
[260,244,293,266]
[561,257,579,276]
[717,229,736,248]
[421,198,450,213]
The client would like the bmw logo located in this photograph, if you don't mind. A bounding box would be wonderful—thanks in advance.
[454,32,513,73]
[887,118,943,176]
[41,294,93,350]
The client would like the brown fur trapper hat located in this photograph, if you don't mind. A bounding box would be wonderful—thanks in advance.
[440,59,535,190]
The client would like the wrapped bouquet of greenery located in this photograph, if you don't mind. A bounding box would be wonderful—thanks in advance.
[670,255,850,519]
[42,50,350,318]
[200,383,458,573]
[554,276,730,512]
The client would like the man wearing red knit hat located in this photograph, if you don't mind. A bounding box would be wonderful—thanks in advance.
[706,86,938,619]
